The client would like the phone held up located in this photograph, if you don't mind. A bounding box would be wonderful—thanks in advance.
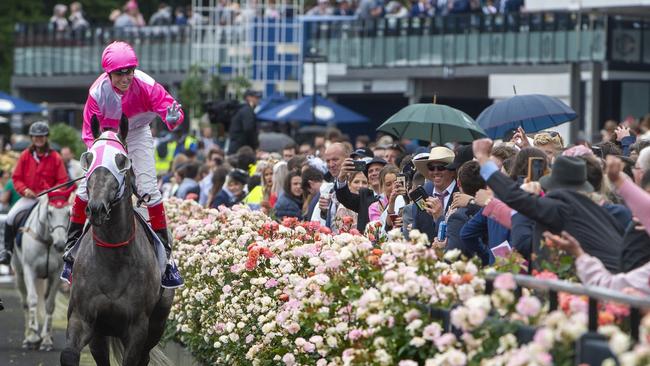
[408,186,429,211]
[527,157,546,182]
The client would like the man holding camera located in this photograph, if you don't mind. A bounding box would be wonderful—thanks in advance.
[336,156,388,231]
[311,143,350,227]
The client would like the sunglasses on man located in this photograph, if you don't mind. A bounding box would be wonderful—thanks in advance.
[113,67,135,76]
[427,163,451,172]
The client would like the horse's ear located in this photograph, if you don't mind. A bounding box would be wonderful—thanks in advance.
[119,114,128,142]
[91,115,101,139]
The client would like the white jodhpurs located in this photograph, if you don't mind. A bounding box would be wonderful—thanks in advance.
[6,197,38,225]
[76,125,162,206]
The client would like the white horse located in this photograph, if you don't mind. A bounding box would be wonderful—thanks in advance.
[11,194,70,351]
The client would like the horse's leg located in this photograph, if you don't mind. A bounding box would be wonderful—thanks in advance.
[21,263,41,349]
[11,252,28,334]
[39,270,61,351]
[89,336,111,366]
[121,319,150,366]
[61,312,93,366]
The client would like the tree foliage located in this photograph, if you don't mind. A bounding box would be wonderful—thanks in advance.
[49,123,86,158]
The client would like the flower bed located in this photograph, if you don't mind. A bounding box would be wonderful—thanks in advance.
[164,199,650,365]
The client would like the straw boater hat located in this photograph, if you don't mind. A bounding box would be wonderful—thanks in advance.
[413,146,455,176]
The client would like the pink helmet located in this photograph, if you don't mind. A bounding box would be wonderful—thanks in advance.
[101,41,139,74]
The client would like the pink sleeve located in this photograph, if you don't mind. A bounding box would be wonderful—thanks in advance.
[148,82,184,131]
[618,179,650,237]
[82,95,101,148]
[576,254,650,296]
[368,202,381,222]
[482,198,513,229]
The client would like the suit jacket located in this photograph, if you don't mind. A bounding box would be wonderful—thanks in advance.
[487,171,624,273]
[619,222,650,273]
[447,205,489,264]
[460,207,510,265]
[412,180,459,242]
[228,103,258,154]
[510,213,534,261]
[335,184,378,232]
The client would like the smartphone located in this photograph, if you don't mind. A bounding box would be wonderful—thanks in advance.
[388,213,400,223]
[527,157,546,182]
[352,160,366,171]
[408,186,429,211]
[396,173,407,189]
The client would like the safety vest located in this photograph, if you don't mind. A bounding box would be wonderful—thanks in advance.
[175,136,198,156]
[155,141,177,175]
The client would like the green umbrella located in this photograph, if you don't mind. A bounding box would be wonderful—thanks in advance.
[377,103,487,145]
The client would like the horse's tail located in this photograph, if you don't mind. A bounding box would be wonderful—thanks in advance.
[149,345,174,366]
[108,337,173,366]
[108,337,124,364]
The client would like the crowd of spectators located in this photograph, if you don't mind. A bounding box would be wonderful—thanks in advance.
[148,98,650,296]
[45,0,524,33]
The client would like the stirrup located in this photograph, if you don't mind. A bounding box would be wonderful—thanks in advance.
[161,260,184,289]
[60,261,73,285]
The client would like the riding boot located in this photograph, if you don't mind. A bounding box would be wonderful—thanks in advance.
[148,202,183,289]
[60,196,88,284]
[0,223,16,265]
[154,228,172,259]
[62,222,85,263]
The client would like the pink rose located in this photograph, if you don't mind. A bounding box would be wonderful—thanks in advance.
[494,273,516,290]
[516,296,542,318]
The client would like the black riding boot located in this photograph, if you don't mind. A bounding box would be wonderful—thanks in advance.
[0,223,16,265]
[62,222,85,264]
[154,229,172,259]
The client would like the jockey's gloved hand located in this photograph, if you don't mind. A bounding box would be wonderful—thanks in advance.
[166,102,182,126]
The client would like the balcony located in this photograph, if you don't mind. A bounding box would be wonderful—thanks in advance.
[13,24,191,77]
[11,12,650,79]
[304,12,615,68]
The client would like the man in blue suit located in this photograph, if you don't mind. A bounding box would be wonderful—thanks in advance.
[410,147,459,241]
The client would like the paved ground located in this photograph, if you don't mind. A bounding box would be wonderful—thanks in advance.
[0,277,94,365]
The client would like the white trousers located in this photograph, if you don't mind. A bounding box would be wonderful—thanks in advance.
[76,126,162,206]
[6,197,38,225]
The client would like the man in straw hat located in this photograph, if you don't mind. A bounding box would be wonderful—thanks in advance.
[408,146,460,241]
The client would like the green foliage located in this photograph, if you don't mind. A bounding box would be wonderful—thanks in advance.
[179,65,204,119]
[49,123,86,158]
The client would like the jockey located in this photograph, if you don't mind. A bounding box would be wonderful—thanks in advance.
[61,41,184,286]
[0,122,68,264]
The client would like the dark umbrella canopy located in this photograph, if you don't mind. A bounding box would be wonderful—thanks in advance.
[476,94,577,139]
[255,93,290,115]
[257,95,368,124]
[0,92,45,114]
[259,132,295,152]
[377,104,487,145]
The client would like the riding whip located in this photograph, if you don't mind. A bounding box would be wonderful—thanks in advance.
[37,176,84,197]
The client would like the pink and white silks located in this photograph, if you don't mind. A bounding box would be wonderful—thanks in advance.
[76,41,184,209]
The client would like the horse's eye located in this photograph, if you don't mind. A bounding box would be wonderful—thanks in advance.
[115,153,131,173]
[80,152,94,171]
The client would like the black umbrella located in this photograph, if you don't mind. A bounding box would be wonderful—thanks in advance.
[259,132,295,153]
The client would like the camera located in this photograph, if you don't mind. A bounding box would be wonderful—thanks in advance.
[352,160,367,171]
[408,186,429,211]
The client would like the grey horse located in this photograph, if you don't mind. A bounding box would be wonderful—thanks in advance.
[61,115,174,366]
[11,194,70,351]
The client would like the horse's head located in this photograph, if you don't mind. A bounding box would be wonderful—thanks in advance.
[81,114,131,227]
[45,186,74,251]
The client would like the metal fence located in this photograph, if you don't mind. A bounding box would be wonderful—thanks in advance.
[13,24,192,76]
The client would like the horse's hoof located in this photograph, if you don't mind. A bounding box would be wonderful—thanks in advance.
[22,341,40,350]
[39,343,54,352]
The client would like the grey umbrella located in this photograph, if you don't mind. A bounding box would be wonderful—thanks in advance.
[258,132,295,153]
